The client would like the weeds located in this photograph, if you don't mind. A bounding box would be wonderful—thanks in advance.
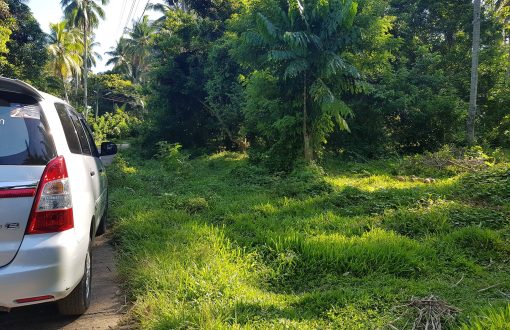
[109,151,510,329]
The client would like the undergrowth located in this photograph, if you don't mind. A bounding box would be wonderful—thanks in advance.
[109,149,510,329]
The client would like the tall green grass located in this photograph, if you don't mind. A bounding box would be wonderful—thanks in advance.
[109,151,510,329]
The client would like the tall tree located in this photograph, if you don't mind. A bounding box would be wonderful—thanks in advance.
[47,21,83,102]
[468,0,481,145]
[234,0,368,163]
[0,0,48,87]
[0,0,13,63]
[60,0,109,114]
[124,15,157,83]
[106,38,133,78]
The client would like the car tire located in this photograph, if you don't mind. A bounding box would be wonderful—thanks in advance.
[57,244,92,315]
[95,198,108,237]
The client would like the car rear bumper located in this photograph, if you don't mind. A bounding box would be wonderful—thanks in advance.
[0,230,86,309]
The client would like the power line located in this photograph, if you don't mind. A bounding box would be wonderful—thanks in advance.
[116,0,128,38]
[122,0,139,37]
[138,0,151,23]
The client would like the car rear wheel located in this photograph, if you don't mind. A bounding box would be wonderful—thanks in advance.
[57,244,91,315]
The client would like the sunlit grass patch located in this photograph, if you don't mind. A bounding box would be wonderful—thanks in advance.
[110,151,510,329]
[460,304,510,330]
[273,229,434,277]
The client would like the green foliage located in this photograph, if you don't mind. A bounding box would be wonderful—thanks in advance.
[91,106,141,143]
[155,141,191,172]
[0,0,13,58]
[90,73,143,116]
[0,0,48,88]
[460,304,510,330]
[110,149,510,328]
[398,145,502,177]
[232,0,394,168]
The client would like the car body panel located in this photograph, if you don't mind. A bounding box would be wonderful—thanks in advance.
[0,166,43,267]
[0,77,111,310]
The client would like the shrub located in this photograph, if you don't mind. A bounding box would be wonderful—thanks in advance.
[107,155,137,187]
[398,145,499,177]
[91,106,141,143]
[155,141,191,172]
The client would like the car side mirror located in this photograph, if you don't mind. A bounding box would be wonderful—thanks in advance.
[100,142,118,156]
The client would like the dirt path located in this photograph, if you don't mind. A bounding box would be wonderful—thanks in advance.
[0,235,124,330]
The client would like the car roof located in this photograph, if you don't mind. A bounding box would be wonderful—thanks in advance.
[0,76,67,105]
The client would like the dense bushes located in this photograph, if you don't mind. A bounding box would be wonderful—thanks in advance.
[140,0,510,171]
[91,106,141,143]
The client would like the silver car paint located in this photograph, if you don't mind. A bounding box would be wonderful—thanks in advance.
[0,85,107,309]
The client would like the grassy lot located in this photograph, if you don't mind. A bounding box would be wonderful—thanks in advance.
[109,149,509,329]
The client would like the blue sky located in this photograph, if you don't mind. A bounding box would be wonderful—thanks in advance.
[28,0,162,73]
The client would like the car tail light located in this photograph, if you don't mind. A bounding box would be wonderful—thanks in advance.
[26,156,74,234]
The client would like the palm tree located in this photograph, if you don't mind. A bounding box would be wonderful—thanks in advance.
[243,0,359,162]
[149,0,189,14]
[468,0,481,145]
[106,38,133,78]
[48,21,83,103]
[124,16,157,83]
[87,37,102,69]
[60,0,109,114]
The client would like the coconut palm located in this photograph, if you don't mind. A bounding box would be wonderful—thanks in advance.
[47,21,83,103]
[87,38,102,69]
[124,16,157,83]
[106,38,132,78]
[60,0,109,113]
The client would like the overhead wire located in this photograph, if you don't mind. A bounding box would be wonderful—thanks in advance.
[116,0,128,38]
[122,0,139,37]
[138,0,151,23]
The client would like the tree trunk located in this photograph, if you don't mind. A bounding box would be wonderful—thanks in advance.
[83,18,89,117]
[199,100,236,146]
[303,73,313,163]
[467,0,481,145]
[62,76,69,104]
[95,87,99,119]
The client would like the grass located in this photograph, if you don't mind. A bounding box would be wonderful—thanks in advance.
[108,149,510,329]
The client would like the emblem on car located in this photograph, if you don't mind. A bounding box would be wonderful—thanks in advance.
[0,223,20,230]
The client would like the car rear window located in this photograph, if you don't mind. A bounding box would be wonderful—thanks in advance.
[0,91,56,165]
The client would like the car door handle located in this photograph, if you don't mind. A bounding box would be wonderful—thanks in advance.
[90,171,96,177]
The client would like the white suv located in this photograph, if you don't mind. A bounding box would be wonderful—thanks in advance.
[0,77,117,315]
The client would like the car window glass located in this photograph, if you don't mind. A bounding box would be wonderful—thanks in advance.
[0,91,56,165]
[68,110,92,156]
[80,119,99,157]
[55,103,82,154]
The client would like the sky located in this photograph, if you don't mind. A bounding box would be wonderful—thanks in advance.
[28,0,162,73]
